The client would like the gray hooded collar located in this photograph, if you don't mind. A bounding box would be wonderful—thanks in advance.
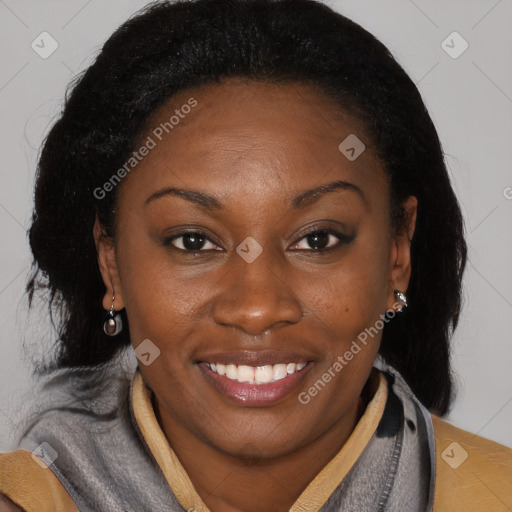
[18,356,435,511]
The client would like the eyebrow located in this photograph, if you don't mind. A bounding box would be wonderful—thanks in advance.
[144,187,223,210]
[144,180,365,210]
[291,180,365,209]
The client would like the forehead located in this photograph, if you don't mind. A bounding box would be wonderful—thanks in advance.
[122,78,387,206]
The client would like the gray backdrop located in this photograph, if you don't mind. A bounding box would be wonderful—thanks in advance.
[0,0,511,452]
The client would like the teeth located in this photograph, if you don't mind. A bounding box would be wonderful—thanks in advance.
[226,364,238,380]
[255,365,274,384]
[207,362,308,384]
[237,365,255,383]
[273,364,288,381]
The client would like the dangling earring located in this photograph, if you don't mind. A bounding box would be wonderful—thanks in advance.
[103,292,123,336]
[393,289,408,312]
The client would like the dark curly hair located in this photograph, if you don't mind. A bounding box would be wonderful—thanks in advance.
[27,0,467,415]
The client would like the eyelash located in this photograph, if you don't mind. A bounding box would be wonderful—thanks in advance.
[164,227,354,253]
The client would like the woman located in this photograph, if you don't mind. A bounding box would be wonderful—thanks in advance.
[0,0,510,510]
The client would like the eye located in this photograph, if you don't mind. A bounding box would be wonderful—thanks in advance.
[165,231,221,252]
[289,228,354,251]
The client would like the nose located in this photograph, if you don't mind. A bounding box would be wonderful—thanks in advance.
[212,251,303,335]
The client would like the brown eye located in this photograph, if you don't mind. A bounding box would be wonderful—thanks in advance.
[290,229,355,251]
[304,231,331,250]
[165,231,220,251]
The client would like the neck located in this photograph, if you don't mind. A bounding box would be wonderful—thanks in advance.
[155,370,379,512]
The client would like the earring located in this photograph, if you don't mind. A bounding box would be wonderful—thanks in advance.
[103,293,123,336]
[393,289,408,312]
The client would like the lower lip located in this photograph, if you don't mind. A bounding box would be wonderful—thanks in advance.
[198,362,313,406]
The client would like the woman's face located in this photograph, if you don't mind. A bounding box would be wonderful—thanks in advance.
[97,78,416,458]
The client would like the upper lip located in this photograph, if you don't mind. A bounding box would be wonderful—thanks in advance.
[197,350,313,366]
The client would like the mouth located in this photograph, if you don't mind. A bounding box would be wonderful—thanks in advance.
[197,352,314,406]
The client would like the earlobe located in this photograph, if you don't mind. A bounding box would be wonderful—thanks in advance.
[93,216,125,312]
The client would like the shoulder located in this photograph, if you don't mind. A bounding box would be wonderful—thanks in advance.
[0,450,77,512]
[1,358,137,512]
[432,414,512,512]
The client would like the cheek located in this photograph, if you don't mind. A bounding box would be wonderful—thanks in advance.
[303,238,391,340]
[115,232,196,343]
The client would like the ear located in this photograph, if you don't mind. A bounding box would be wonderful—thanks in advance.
[386,196,417,311]
[93,216,125,312]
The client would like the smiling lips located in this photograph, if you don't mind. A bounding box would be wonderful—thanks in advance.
[206,362,307,384]
[197,351,314,405]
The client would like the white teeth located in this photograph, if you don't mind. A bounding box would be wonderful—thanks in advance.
[226,364,238,380]
[237,365,255,383]
[255,365,274,384]
[207,362,308,384]
[273,364,288,381]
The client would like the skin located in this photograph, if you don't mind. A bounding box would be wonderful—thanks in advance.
[94,78,417,512]
[0,495,23,512]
